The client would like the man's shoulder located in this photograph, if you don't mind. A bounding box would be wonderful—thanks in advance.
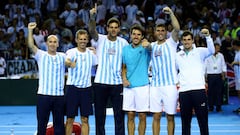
[117,36,129,44]
[56,52,66,57]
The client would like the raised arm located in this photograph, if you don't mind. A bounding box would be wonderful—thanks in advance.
[27,22,38,54]
[89,3,99,41]
[163,6,180,42]
[202,28,215,55]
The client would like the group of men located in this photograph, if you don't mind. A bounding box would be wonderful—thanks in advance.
[28,3,216,135]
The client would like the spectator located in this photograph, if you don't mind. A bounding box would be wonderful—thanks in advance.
[58,35,75,53]
[59,3,78,31]
[26,1,41,22]
[4,0,17,20]
[125,0,138,25]
[0,52,6,77]
[205,43,227,112]
[67,0,79,11]
[33,26,45,49]
[96,0,107,24]
[78,2,90,28]
[13,6,26,28]
[132,10,146,27]
[109,0,124,19]
[231,39,240,113]
[96,19,107,35]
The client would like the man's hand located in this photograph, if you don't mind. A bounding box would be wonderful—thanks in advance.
[28,22,37,30]
[201,28,210,37]
[90,3,97,16]
[141,38,150,48]
[65,59,77,68]
[162,6,173,15]
[88,47,96,54]
[123,79,130,87]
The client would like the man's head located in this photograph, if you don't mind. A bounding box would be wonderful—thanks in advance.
[106,17,120,38]
[214,43,221,53]
[232,39,240,51]
[46,35,59,53]
[154,23,167,43]
[130,24,145,46]
[181,30,194,50]
[75,29,89,50]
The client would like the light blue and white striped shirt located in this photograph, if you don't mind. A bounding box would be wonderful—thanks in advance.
[66,48,97,88]
[150,37,178,87]
[34,49,66,96]
[92,34,128,85]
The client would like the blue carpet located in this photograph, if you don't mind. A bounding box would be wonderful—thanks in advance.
[0,96,239,135]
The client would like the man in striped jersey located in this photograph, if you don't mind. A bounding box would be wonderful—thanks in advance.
[28,22,66,135]
[147,7,180,135]
[64,29,97,135]
[89,4,128,135]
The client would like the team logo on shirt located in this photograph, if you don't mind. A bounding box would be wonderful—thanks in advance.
[108,47,116,55]
[179,52,185,57]
[154,50,162,57]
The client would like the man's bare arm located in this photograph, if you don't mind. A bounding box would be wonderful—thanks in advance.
[27,22,38,54]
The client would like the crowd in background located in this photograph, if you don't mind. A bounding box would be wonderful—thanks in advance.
[0,0,239,65]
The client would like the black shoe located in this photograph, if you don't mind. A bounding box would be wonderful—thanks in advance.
[216,108,223,112]
[208,106,214,112]
[233,107,240,113]
[216,106,222,112]
[208,108,213,112]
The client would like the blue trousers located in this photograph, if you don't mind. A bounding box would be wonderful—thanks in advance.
[179,89,209,135]
[37,95,65,135]
[93,83,125,135]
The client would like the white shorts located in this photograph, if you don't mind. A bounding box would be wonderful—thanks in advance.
[149,85,178,114]
[123,85,150,112]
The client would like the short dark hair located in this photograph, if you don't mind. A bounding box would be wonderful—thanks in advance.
[130,24,145,36]
[155,23,167,30]
[107,17,120,27]
[232,39,240,47]
[181,30,193,40]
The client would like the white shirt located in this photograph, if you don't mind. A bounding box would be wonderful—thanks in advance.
[91,34,128,85]
[96,4,107,24]
[66,48,97,88]
[33,34,45,48]
[233,51,240,80]
[205,52,226,74]
[34,50,66,96]
[150,37,178,87]
[78,9,90,26]
[125,4,138,25]
[0,57,6,75]
[59,10,78,27]
[176,36,215,92]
